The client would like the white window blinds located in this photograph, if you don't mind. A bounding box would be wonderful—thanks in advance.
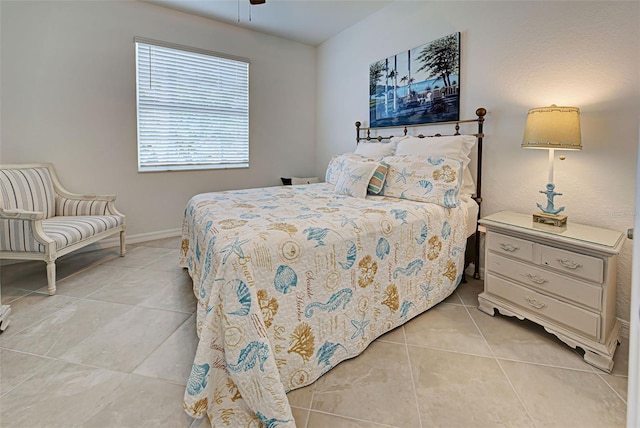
[135,39,250,172]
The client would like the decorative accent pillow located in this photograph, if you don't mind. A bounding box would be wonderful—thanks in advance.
[325,153,362,185]
[367,161,389,194]
[333,158,379,198]
[354,141,396,158]
[392,134,476,169]
[380,155,464,207]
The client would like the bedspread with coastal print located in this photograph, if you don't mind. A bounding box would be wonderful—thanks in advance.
[179,182,468,427]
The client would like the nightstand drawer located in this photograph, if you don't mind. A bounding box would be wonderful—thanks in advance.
[487,232,534,262]
[540,245,603,283]
[486,253,602,310]
[486,273,600,339]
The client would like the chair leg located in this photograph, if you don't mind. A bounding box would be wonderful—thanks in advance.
[46,261,56,295]
[120,230,126,257]
[0,305,11,332]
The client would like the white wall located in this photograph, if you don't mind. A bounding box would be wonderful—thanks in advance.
[316,1,640,322]
[1,0,316,238]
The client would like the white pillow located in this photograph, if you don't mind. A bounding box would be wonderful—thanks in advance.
[291,176,319,185]
[393,135,476,169]
[459,167,476,201]
[325,153,362,185]
[354,141,396,158]
[334,158,379,198]
[380,155,464,207]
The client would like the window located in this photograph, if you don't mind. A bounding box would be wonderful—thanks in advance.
[135,38,250,172]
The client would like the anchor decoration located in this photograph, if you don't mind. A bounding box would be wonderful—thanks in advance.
[537,183,565,215]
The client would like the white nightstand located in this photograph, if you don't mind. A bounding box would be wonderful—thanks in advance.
[478,211,625,372]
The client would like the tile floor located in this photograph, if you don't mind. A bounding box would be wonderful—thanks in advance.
[0,237,629,427]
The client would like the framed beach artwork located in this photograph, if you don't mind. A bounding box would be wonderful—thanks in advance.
[369,32,460,128]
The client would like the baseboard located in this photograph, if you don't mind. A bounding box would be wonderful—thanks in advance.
[97,228,182,248]
[619,318,630,339]
[0,228,182,267]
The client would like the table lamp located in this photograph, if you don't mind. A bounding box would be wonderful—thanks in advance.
[522,105,582,227]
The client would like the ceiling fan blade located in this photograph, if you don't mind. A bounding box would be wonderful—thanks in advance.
[249,0,265,4]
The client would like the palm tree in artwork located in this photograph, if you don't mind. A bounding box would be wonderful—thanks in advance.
[387,68,398,110]
[416,34,459,93]
[384,58,390,115]
[407,49,412,100]
[400,75,415,99]
[370,60,387,118]
[369,61,386,96]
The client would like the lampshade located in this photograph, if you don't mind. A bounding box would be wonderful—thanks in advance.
[522,105,582,150]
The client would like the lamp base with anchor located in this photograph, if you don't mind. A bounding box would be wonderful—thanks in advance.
[533,183,567,227]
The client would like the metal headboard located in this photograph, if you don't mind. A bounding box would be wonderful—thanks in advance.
[354,107,487,279]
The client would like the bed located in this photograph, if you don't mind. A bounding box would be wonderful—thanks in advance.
[179,108,486,427]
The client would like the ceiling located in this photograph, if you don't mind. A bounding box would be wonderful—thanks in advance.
[142,0,393,46]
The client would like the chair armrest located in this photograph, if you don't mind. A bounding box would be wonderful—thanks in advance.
[54,186,122,217]
[57,192,116,202]
[0,208,54,252]
[55,194,124,217]
[0,208,46,221]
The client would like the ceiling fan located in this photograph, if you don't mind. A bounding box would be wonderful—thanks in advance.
[239,0,264,23]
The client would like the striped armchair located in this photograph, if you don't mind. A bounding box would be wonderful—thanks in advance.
[0,163,126,295]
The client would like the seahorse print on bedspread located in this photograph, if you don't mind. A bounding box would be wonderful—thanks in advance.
[393,259,424,279]
[227,341,270,373]
[200,237,217,298]
[304,289,353,318]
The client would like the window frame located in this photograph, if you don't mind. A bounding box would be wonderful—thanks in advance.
[134,37,250,173]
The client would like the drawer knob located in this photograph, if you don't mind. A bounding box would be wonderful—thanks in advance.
[499,243,519,252]
[521,273,548,284]
[556,258,583,270]
[524,296,546,309]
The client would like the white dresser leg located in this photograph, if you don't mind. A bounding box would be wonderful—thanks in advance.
[584,349,615,373]
[477,294,496,316]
